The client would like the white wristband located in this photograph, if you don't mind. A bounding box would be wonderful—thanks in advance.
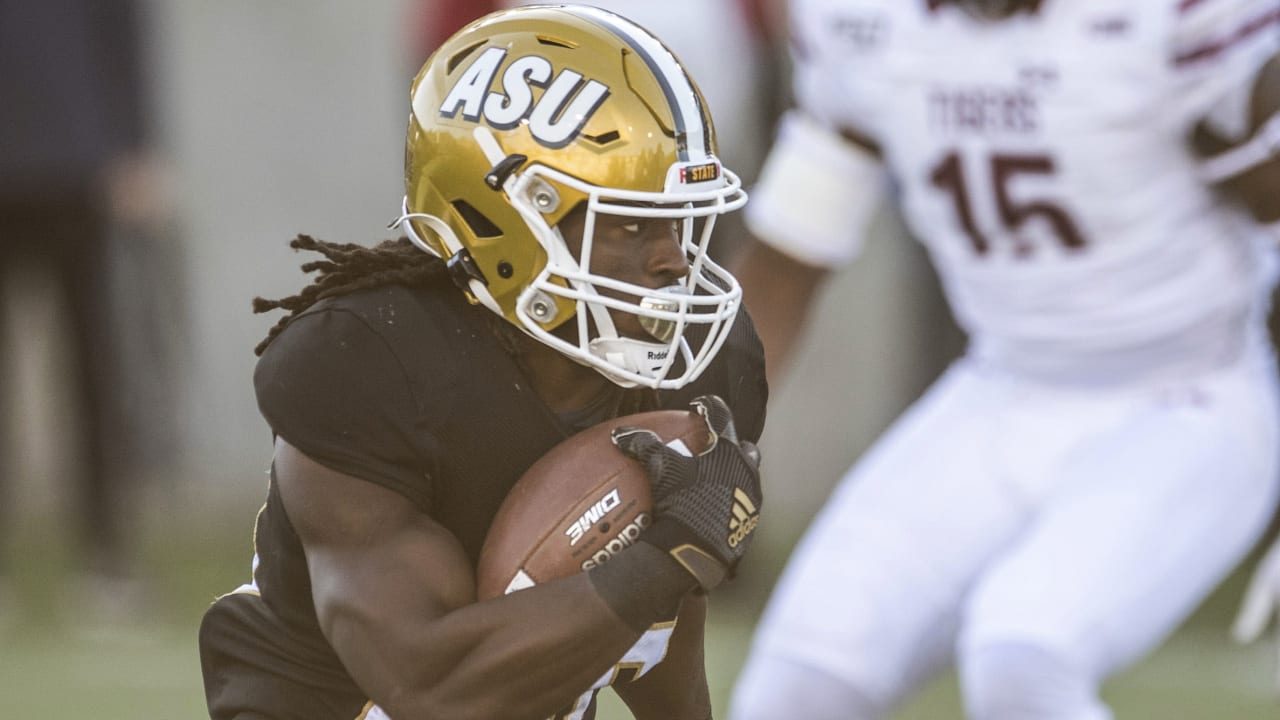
[745,111,886,267]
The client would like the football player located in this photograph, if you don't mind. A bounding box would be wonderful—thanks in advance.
[728,0,1280,718]
[197,6,766,720]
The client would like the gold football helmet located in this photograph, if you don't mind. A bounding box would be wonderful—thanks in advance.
[393,4,746,389]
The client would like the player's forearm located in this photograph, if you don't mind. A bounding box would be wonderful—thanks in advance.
[615,593,712,720]
[324,573,649,720]
[1241,56,1280,222]
[628,699,713,720]
[425,574,646,717]
[1197,54,1280,222]
[730,238,830,387]
[1232,161,1280,223]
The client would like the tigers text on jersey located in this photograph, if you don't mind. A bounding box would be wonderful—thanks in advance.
[787,0,1280,382]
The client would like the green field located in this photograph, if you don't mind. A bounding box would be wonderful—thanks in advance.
[2,510,1277,719]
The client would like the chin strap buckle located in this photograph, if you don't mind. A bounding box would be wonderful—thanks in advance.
[484,153,528,190]
[446,248,488,300]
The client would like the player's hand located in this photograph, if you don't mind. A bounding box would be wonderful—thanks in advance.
[1232,537,1280,688]
[611,395,762,591]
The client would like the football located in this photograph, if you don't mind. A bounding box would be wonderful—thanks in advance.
[475,408,712,600]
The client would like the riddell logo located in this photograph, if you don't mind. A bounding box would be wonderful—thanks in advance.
[727,488,758,548]
[647,350,669,360]
[565,489,621,546]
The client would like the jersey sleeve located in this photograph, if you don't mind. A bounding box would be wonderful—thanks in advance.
[745,0,889,266]
[1169,0,1280,124]
[720,308,768,445]
[788,0,877,132]
[254,307,438,510]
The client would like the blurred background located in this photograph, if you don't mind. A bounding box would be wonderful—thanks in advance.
[0,1,1275,717]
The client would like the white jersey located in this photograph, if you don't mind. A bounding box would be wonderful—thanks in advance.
[777,0,1280,381]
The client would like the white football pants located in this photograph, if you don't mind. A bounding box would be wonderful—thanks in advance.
[731,338,1280,719]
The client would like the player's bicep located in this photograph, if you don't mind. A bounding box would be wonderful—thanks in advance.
[272,438,475,683]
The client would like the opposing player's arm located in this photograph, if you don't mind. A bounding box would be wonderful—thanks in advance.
[1193,53,1280,222]
[273,437,654,720]
[612,593,712,720]
[731,113,886,387]
[732,239,830,388]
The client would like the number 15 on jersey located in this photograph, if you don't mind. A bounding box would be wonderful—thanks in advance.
[929,149,1089,258]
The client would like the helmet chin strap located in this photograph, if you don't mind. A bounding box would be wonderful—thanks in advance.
[391,198,505,317]
[582,292,677,382]
[390,197,445,257]
[588,336,679,386]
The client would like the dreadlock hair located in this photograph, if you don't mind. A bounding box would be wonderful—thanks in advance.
[254,234,666,413]
[251,234,449,356]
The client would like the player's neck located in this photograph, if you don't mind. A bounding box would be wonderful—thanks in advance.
[515,333,619,417]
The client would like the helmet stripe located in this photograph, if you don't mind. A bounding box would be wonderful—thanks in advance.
[564,6,710,162]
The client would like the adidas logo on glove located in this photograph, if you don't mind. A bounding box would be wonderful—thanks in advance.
[727,488,759,548]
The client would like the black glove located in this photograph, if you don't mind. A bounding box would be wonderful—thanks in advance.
[611,395,763,591]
